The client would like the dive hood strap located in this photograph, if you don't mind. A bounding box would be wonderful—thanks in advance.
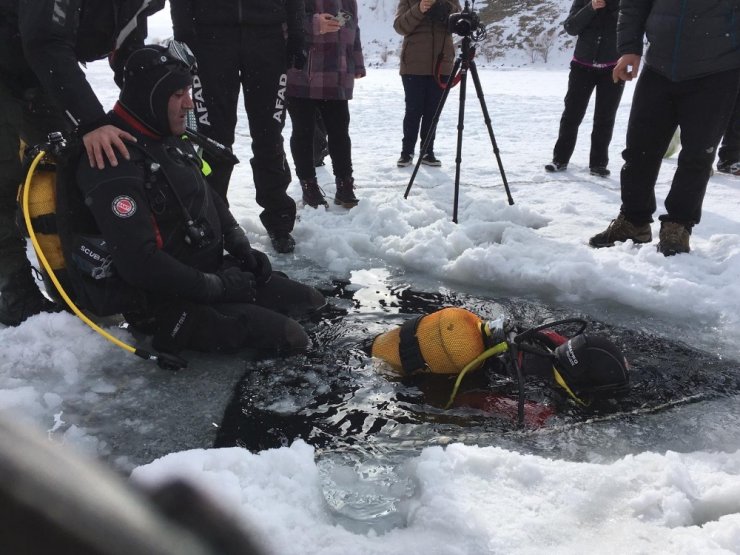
[398,315,425,374]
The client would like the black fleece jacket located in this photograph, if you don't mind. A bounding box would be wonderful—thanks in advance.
[170,0,305,45]
[0,0,164,133]
[564,0,619,67]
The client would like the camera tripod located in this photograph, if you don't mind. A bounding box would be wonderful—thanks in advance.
[403,34,514,222]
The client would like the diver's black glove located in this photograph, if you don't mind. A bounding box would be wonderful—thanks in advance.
[223,225,272,284]
[287,34,308,70]
[241,248,272,285]
[215,267,257,303]
[224,225,259,271]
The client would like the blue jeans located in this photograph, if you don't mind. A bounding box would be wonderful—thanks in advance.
[401,74,445,156]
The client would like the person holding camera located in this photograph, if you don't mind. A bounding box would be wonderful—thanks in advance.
[76,46,325,356]
[394,0,461,168]
[545,0,624,178]
[286,1,365,210]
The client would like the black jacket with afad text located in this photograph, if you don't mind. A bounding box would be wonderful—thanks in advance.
[0,0,164,133]
[617,0,740,82]
[170,0,306,45]
[76,107,239,303]
[564,0,619,67]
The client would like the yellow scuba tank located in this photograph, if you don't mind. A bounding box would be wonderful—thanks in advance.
[18,152,66,272]
[371,307,490,375]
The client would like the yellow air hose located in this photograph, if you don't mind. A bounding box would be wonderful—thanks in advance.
[444,341,510,409]
[22,149,184,369]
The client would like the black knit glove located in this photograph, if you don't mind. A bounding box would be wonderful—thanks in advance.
[287,34,308,70]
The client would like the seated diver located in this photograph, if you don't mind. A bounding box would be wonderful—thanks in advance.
[75,44,325,356]
[371,307,630,425]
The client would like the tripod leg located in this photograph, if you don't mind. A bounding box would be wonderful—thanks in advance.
[452,67,468,223]
[404,57,462,199]
[468,61,515,205]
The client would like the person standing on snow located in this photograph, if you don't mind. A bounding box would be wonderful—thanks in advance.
[286,0,366,210]
[393,0,460,169]
[589,0,740,256]
[76,45,326,356]
[0,0,164,327]
[544,0,624,178]
[170,0,308,254]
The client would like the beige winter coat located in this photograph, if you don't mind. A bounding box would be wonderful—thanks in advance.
[394,0,460,76]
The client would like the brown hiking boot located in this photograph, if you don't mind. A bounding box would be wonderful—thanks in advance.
[657,221,690,256]
[589,213,652,248]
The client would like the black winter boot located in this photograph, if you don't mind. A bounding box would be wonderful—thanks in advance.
[300,178,328,208]
[268,231,296,254]
[545,161,568,172]
[0,268,60,326]
[334,176,359,208]
[717,159,740,176]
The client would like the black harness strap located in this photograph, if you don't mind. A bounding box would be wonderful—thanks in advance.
[30,213,57,235]
[398,315,426,374]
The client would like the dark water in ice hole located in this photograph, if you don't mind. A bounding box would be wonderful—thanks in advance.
[214,278,740,532]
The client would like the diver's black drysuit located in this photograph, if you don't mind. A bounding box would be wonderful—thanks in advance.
[75,104,325,355]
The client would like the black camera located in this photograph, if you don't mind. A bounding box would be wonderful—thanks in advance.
[447,4,481,37]
[184,217,214,249]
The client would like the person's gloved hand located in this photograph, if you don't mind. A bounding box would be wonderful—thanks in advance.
[241,248,272,285]
[216,267,257,303]
[287,34,308,69]
[224,224,255,262]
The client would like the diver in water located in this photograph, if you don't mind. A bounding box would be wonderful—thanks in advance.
[371,307,630,426]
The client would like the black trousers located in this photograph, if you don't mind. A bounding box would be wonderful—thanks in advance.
[552,62,624,168]
[0,82,69,294]
[401,74,445,157]
[620,66,740,227]
[287,97,352,181]
[313,109,328,165]
[191,25,296,234]
[144,273,325,355]
[718,89,740,164]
